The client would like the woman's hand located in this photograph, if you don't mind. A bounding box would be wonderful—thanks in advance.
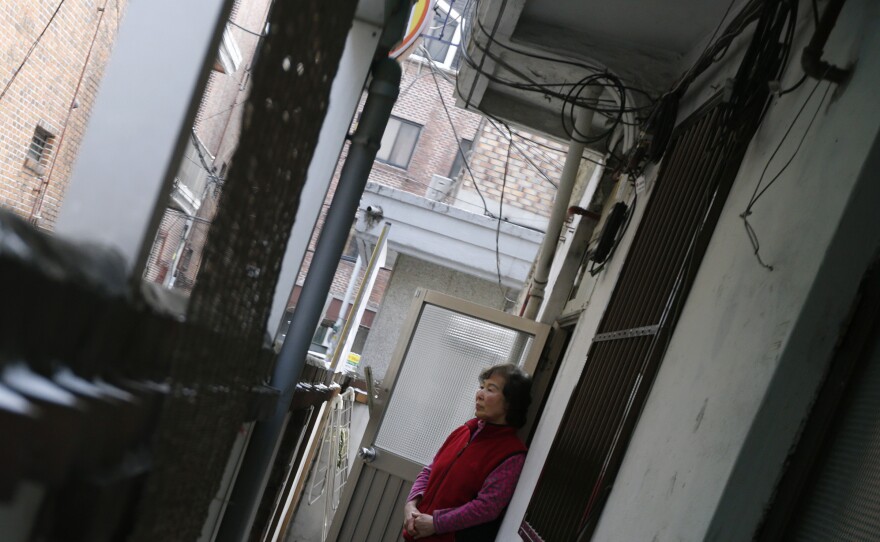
[411,512,436,539]
[403,499,420,536]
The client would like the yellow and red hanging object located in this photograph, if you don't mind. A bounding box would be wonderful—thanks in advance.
[389,0,434,59]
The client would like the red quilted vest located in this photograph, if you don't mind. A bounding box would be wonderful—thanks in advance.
[404,418,527,542]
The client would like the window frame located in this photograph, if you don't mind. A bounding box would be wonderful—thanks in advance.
[24,125,55,175]
[412,0,464,72]
[375,116,422,170]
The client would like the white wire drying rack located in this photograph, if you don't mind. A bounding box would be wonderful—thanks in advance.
[307,387,355,542]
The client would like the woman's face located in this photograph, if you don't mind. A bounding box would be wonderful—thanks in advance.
[475,373,508,425]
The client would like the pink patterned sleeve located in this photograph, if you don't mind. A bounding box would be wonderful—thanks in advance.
[431,453,526,534]
[407,465,432,502]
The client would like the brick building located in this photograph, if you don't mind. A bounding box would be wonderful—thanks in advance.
[142,0,571,356]
[289,49,571,354]
[142,0,273,290]
[0,0,127,230]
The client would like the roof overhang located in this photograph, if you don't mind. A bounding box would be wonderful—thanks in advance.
[456,0,748,142]
[354,182,544,288]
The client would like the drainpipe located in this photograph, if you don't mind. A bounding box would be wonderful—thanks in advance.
[214,58,401,542]
[522,94,599,320]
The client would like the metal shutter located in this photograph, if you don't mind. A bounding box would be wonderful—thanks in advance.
[522,97,760,541]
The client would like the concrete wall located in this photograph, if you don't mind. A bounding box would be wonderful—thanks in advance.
[501,1,880,540]
[358,254,508,382]
[592,1,880,540]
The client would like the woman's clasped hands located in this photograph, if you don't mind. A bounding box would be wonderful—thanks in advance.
[403,500,436,539]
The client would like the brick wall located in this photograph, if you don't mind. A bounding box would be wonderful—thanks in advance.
[0,0,127,230]
[291,56,572,309]
[143,0,273,293]
[371,59,483,196]
[465,122,569,222]
[291,58,486,305]
[194,0,271,164]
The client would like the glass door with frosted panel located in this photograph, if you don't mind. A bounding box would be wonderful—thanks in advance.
[328,289,549,542]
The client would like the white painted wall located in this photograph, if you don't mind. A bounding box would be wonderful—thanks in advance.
[500,2,880,540]
[356,183,545,288]
[358,255,510,382]
[455,187,551,232]
[592,1,880,540]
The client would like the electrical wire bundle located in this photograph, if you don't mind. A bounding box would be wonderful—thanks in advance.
[645,0,799,161]
[446,0,806,276]
[453,0,656,150]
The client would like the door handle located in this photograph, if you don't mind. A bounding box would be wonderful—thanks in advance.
[359,446,377,463]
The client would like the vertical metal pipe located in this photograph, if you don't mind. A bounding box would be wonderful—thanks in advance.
[326,254,363,357]
[523,95,599,320]
[215,58,401,542]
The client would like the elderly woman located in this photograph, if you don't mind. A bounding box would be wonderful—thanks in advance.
[402,363,532,541]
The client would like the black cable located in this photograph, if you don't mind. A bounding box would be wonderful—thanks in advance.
[426,57,493,217]
[467,2,655,109]
[461,0,650,122]
[227,20,263,37]
[463,0,508,108]
[740,78,830,271]
[522,133,606,167]
[200,100,245,122]
[190,131,224,188]
[495,137,516,304]
[452,29,638,126]
[0,0,67,103]
[427,54,564,190]
[164,206,215,226]
[560,73,628,144]
[750,81,830,206]
[485,117,558,188]
[778,73,808,96]
[777,0,819,97]
[398,70,433,98]
[682,0,744,84]
[455,0,647,184]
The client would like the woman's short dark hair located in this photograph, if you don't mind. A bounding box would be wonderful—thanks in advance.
[479,364,532,428]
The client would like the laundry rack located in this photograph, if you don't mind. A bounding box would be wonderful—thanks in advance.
[307,386,355,541]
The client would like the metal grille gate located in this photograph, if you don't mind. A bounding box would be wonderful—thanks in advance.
[522,99,759,541]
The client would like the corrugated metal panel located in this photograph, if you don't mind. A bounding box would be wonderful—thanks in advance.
[336,464,411,542]
[786,330,880,540]
[523,100,757,541]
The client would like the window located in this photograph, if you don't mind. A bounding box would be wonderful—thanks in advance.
[416,1,464,71]
[449,138,472,179]
[24,126,54,175]
[28,130,50,161]
[376,116,421,169]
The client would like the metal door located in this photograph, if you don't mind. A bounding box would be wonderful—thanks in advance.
[327,289,549,541]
